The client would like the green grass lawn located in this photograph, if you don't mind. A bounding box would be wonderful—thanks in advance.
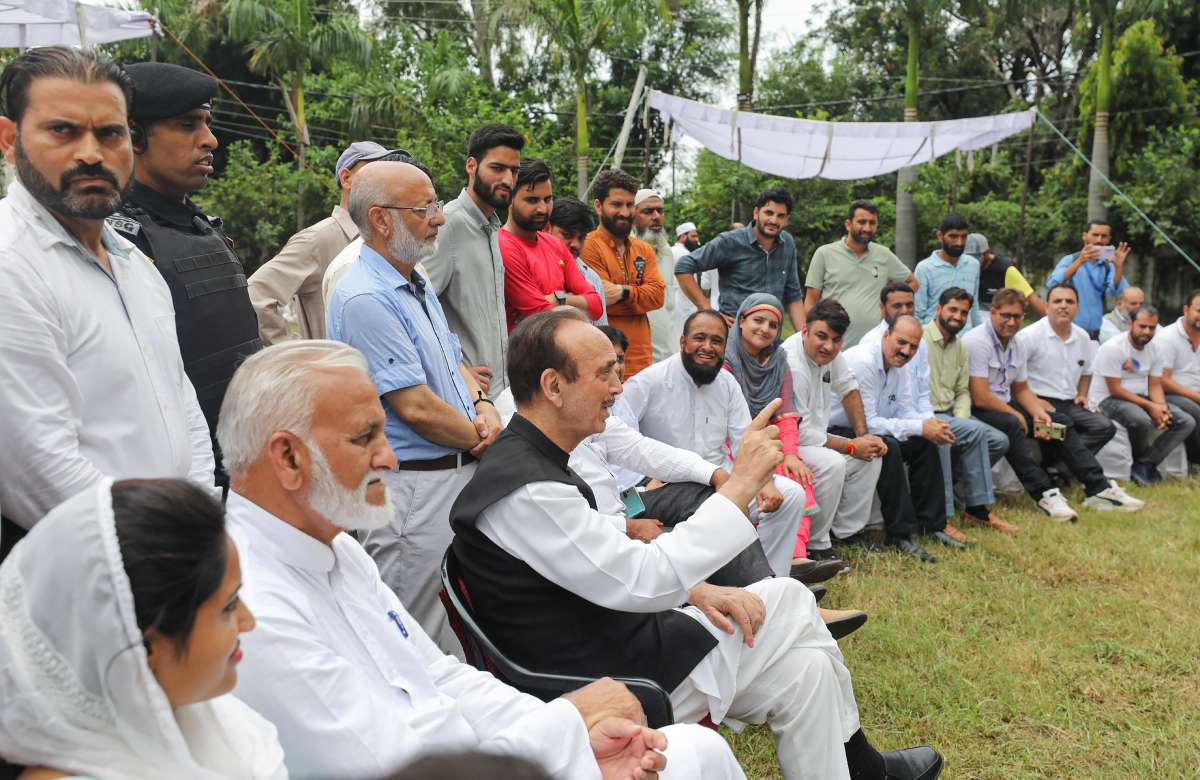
[724,478,1200,779]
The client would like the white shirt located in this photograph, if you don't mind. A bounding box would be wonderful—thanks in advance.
[672,244,719,332]
[1153,318,1200,392]
[831,341,924,440]
[1015,318,1094,400]
[782,335,859,447]
[622,354,751,469]
[857,319,933,416]
[225,493,597,780]
[0,181,214,528]
[478,482,757,614]
[574,414,718,519]
[1090,333,1162,404]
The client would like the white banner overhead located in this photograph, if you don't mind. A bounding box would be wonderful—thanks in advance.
[0,0,155,49]
[649,89,1035,181]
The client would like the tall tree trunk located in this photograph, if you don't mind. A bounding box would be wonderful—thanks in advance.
[736,0,751,109]
[574,66,589,199]
[279,76,310,232]
[894,13,921,267]
[1087,11,1113,222]
[470,0,495,88]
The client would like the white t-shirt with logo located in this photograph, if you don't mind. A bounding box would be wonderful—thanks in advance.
[1089,333,1162,404]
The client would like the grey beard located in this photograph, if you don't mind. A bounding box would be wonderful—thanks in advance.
[637,226,673,257]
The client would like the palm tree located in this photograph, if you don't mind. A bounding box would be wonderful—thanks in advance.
[735,0,764,110]
[225,0,372,229]
[1086,0,1117,222]
[529,0,669,198]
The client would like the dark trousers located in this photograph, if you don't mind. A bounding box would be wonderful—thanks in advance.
[0,516,25,563]
[1043,397,1116,455]
[1165,394,1200,463]
[641,481,775,587]
[830,428,945,540]
[973,406,1109,497]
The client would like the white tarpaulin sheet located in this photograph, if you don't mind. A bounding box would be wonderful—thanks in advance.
[650,89,1035,180]
[0,0,155,48]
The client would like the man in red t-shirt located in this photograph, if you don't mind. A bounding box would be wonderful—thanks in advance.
[499,159,603,331]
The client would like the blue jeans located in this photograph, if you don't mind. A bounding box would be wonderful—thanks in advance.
[935,413,1009,516]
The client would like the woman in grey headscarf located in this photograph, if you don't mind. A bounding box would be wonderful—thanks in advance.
[0,478,286,780]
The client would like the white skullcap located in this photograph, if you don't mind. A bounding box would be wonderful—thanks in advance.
[675,221,697,237]
[634,188,662,206]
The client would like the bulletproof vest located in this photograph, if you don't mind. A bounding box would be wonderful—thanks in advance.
[449,415,717,691]
[109,200,262,481]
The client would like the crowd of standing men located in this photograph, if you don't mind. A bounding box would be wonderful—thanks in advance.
[3,45,1198,780]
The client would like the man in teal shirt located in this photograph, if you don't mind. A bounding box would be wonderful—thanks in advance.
[1046,219,1131,339]
[914,213,981,331]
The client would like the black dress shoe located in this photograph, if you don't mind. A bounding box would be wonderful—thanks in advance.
[886,536,937,563]
[790,558,845,584]
[823,609,868,640]
[881,745,943,779]
[808,583,827,603]
[928,530,968,549]
[835,533,885,553]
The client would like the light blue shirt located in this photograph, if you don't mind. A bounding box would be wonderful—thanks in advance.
[830,340,924,440]
[1046,252,1128,333]
[913,251,981,330]
[327,245,474,460]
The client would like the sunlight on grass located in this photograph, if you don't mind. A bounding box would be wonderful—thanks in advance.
[725,478,1200,779]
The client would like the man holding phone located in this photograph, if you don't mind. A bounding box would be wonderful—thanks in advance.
[1046,220,1131,340]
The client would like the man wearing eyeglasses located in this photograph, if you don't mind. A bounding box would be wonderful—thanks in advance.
[327,161,501,656]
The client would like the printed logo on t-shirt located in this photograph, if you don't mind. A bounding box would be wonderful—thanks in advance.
[1123,358,1141,373]
[633,256,646,282]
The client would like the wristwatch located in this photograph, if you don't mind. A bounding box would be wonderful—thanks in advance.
[619,286,630,302]
[554,290,567,305]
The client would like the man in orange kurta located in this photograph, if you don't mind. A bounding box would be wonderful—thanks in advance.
[581,168,665,376]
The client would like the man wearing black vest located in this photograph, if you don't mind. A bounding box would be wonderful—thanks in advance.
[450,310,944,780]
[107,62,262,490]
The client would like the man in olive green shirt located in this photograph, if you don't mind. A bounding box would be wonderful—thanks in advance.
[923,286,1015,533]
[804,199,917,346]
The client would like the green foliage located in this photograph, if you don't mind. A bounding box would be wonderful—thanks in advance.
[1111,125,1200,256]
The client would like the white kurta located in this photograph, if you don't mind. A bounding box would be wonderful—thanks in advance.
[0,181,214,529]
[477,480,860,780]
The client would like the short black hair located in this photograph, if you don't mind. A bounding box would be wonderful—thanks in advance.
[516,158,552,192]
[1046,281,1078,301]
[508,310,582,404]
[593,168,639,204]
[848,199,879,220]
[549,196,594,234]
[1086,219,1112,231]
[938,212,969,233]
[467,123,524,162]
[1186,288,1200,308]
[806,298,850,336]
[682,309,729,337]
[112,478,228,655]
[378,151,434,187]
[938,286,974,307]
[598,325,628,351]
[755,187,794,213]
[880,280,915,305]
[1130,304,1159,322]
[1,45,132,125]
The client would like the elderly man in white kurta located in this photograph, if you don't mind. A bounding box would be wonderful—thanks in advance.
[621,311,806,577]
[451,310,944,780]
[781,300,885,556]
[219,341,738,780]
[0,48,213,551]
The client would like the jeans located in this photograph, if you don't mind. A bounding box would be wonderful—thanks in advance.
[831,427,945,539]
[1165,394,1200,463]
[935,413,1008,516]
[1099,396,1197,467]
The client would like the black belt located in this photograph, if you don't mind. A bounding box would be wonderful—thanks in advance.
[396,451,476,472]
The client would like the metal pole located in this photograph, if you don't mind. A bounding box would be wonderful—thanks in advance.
[75,1,87,48]
[613,65,647,169]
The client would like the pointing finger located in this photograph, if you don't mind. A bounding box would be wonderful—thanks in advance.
[748,398,783,431]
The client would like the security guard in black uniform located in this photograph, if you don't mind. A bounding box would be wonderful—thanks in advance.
[108,62,261,490]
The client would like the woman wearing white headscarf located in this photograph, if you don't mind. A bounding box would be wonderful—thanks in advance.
[0,478,287,780]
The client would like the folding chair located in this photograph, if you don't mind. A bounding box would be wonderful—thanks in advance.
[438,548,676,728]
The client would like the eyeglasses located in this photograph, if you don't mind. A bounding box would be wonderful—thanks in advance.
[377,200,445,221]
[994,312,1024,321]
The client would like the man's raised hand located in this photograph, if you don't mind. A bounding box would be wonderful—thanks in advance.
[722,399,785,511]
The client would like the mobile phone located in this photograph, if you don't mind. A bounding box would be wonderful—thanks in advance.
[620,487,646,518]
[1034,420,1066,440]
[1094,245,1115,262]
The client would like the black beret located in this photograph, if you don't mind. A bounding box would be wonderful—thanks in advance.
[125,63,218,121]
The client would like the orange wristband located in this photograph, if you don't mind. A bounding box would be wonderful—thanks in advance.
[846,440,856,456]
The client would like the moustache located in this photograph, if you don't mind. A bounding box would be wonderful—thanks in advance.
[61,162,119,191]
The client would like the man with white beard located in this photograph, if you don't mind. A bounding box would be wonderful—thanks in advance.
[635,189,681,362]
[220,341,743,779]
[326,162,502,654]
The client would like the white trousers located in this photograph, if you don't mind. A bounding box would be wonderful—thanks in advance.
[363,463,477,658]
[670,578,860,780]
[799,445,883,548]
[749,474,804,576]
[659,723,747,779]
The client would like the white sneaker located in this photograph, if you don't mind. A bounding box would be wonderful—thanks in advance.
[1037,488,1078,522]
[1082,481,1145,513]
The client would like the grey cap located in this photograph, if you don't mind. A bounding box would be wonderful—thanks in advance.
[964,232,989,257]
[334,141,404,186]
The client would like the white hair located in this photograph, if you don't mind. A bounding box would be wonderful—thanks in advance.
[347,171,392,241]
[216,340,369,479]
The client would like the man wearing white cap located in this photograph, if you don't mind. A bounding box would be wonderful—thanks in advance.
[249,141,402,344]
[634,188,680,361]
[673,221,718,332]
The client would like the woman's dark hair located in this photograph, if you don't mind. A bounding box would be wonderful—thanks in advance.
[112,479,228,654]
[467,123,524,161]
[549,196,595,234]
[1,46,132,125]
